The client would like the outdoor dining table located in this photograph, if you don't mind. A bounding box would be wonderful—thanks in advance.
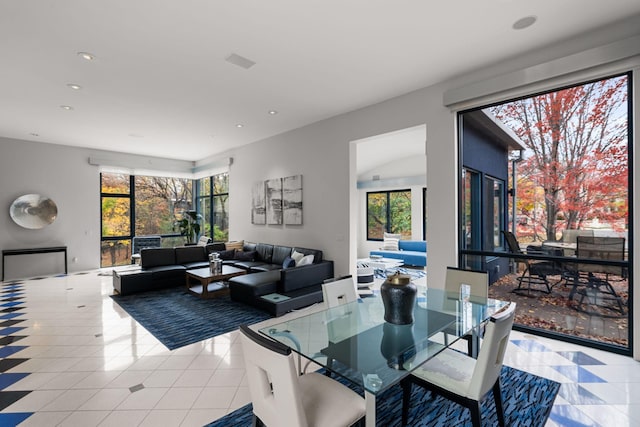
[259,286,509,427]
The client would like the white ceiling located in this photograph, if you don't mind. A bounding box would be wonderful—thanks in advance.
[1,1,639,162]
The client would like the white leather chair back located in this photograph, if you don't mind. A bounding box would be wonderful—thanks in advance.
[467,302,516,400]
[445,267,488,300]
[239,325,309,427]
[322,276,358,308]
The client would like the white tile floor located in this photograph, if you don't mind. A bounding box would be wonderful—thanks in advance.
[0,270,638,426]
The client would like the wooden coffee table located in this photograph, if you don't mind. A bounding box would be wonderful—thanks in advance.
[185,265,246,299]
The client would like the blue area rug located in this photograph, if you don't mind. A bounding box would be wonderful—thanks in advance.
[205,365,558,426]
[111,287,271,350]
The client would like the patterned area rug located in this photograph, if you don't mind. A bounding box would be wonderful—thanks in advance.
[205,365,559,426]
[111,287,271,350]
[375,266,427,280]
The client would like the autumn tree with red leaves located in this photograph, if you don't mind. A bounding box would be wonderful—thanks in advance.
[492,75,628,241]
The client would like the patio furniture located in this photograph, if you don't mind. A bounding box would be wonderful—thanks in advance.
[567,236,626,316]
[560,229,594,256]
[502,230,562,295]
[400,302,516,427]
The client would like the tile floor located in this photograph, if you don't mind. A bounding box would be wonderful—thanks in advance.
[0,270,639,426]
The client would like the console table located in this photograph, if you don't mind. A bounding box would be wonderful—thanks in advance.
[2,246,68,281]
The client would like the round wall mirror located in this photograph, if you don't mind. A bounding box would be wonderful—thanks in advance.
[9,194,58,229]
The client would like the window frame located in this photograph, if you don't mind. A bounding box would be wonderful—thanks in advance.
[366,189,412,241]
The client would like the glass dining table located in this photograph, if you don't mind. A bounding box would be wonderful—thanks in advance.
[259,286,508,427]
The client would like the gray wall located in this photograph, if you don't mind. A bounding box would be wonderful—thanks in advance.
[0,138,100,279]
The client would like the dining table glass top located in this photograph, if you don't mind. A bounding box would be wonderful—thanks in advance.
[259,286,508,395]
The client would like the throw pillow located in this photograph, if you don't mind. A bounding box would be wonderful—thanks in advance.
[225,240,244,251]
[216,249,235,260]
[234,250,256,261]
[296,254,314,266]
[291,250,305,264]
[382,232,401,251]
[282,256,296,269]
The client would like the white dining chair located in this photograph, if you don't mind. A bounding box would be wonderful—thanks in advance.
[443,266,489,355]
[239,324,366,427]
[322,275,358,307]
[401,302,516,427]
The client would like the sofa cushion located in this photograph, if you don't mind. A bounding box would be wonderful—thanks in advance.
[235,261,269,271]
[282,256,295,269]
[216,249,236,260]
[292,247,323,263]
[291,250,304,264]
[279,261,334,293]
[383,232,401,251]
[254,243,274,263]
[141,248,176,268]
[175,246,207,264]
[206,242,227,252]
[182,261,209,270]
[228,270,280,303]
[146,264,187,280]
[234,250,256,261]
[225,240,244,251]
[251,263,284,272]
[297,254,314,266]
[399,240,427,252]
[243,241,257,252]
[272,245,293,265]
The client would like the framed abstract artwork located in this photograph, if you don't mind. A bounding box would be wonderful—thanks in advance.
[283,175,303,225]
[265,178,283,225]
[251,181,266,225]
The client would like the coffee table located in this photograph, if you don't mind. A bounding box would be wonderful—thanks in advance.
[185,265,246,299]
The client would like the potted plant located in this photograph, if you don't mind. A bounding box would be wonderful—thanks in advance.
[174,210,202,244]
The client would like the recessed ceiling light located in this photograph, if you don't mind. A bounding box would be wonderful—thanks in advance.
[67,83,82,90]
[512,16,537,30]
[77,51,96,61]
[60,105,74,110]
[268,110,278,115]
[236,124,244,128]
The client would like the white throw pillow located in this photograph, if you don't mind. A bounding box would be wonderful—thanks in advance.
[296,254,315,266]
[382,232,401,251]
[291,250,305,264]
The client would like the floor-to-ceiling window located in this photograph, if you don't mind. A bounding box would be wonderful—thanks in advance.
[459,72,632,354]
[196,172,229,242]
[100,173,132,267]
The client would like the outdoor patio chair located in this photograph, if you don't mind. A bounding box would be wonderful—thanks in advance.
[566,236,626,315]
[502,230,562,295]
[561,229,594,256]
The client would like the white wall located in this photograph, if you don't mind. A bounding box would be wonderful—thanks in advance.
[0,138,100,279]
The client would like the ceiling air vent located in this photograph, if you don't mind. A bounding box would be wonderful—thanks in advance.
[225,53,256,69]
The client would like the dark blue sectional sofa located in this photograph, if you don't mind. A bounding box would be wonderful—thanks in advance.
[369,240,427,267]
